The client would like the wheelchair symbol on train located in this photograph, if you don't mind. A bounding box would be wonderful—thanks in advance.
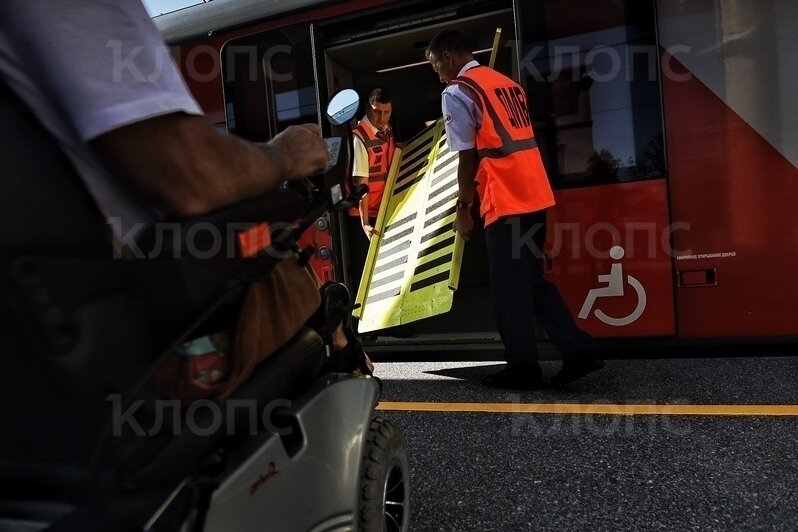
[578,246,647,327]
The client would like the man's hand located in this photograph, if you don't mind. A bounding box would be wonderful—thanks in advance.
[453,208,474,241]
[268,124,329,180]
[362,224,380,239]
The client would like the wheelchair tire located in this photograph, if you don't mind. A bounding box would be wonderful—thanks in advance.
[359,417,410,532]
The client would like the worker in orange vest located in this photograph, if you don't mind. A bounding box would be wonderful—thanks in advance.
[350,87,395,237]
[346,87,396,295]
[426,29,602,389]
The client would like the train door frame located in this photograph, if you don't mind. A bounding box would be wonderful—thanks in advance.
[310,2,523,341]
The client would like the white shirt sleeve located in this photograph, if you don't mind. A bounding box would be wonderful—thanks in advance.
[352,135,369,179]
[442,85,482,152]
[0,0,203,238]
[0,0,202,141]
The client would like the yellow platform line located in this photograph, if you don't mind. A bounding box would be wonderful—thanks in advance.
[376,402,798,417]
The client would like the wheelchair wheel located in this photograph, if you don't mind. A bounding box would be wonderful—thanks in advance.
[359,417,410,532]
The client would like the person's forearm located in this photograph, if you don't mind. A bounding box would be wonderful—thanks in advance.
[352,175,370,226]
[359,193,370,226]
[457,149,478,203]
[91,113,325,217]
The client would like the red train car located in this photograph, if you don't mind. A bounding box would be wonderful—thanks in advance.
[153,0,798,347]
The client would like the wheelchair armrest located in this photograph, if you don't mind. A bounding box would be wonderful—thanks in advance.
[133,188,308,340]
[136,188,305,259]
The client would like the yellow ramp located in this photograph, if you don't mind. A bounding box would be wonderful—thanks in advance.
[353,119,465,333]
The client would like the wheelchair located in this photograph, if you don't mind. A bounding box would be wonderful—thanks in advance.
[0,84,409,531]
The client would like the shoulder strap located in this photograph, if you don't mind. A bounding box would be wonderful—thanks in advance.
[354,122,384,149]
[451,72,538,159]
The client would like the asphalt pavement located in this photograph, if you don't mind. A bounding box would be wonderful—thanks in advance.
[373,356,798,531]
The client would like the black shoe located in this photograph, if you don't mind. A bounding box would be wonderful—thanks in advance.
[551,358,605,386]
[482,368,545,390]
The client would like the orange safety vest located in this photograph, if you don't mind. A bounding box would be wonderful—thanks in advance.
[348,121,395,219]
[450,66,555,227]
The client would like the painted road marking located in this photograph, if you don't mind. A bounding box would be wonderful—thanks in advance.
[376,402,798,416]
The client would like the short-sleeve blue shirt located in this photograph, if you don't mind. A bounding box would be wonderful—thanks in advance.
[441,60,483,152]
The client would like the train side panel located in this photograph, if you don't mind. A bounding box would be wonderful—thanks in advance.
[659,0,798,338]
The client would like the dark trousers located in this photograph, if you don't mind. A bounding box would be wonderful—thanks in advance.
[484,211,596,372]
[346,215,374,295]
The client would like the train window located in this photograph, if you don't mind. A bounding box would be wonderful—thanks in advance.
[519,0,665,188]
[222,24,318,142]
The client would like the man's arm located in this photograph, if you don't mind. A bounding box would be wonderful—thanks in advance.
[351,135,373,237]
[358,185,371,228]
[442,87,480,241]
[90,112,329,217]
[454,148,478,240]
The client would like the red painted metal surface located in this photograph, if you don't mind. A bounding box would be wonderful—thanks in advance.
[662,56,798,338]
[298,224,334,284]
[544,180,676,338]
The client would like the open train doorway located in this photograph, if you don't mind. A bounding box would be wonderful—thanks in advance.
[318,5,519,347]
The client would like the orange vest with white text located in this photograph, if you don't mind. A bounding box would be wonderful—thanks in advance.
[348,121,395,219]
[450,66,555,227]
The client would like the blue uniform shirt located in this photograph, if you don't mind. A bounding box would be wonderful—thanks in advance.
[441,60,483,151]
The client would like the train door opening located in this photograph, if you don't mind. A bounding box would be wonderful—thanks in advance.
[319,6,519,343]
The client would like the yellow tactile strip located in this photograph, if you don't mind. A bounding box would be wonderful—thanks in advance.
[377,402,798,416]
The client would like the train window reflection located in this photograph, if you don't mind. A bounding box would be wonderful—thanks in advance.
[521,0,666,188]
[223,24,318,142]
